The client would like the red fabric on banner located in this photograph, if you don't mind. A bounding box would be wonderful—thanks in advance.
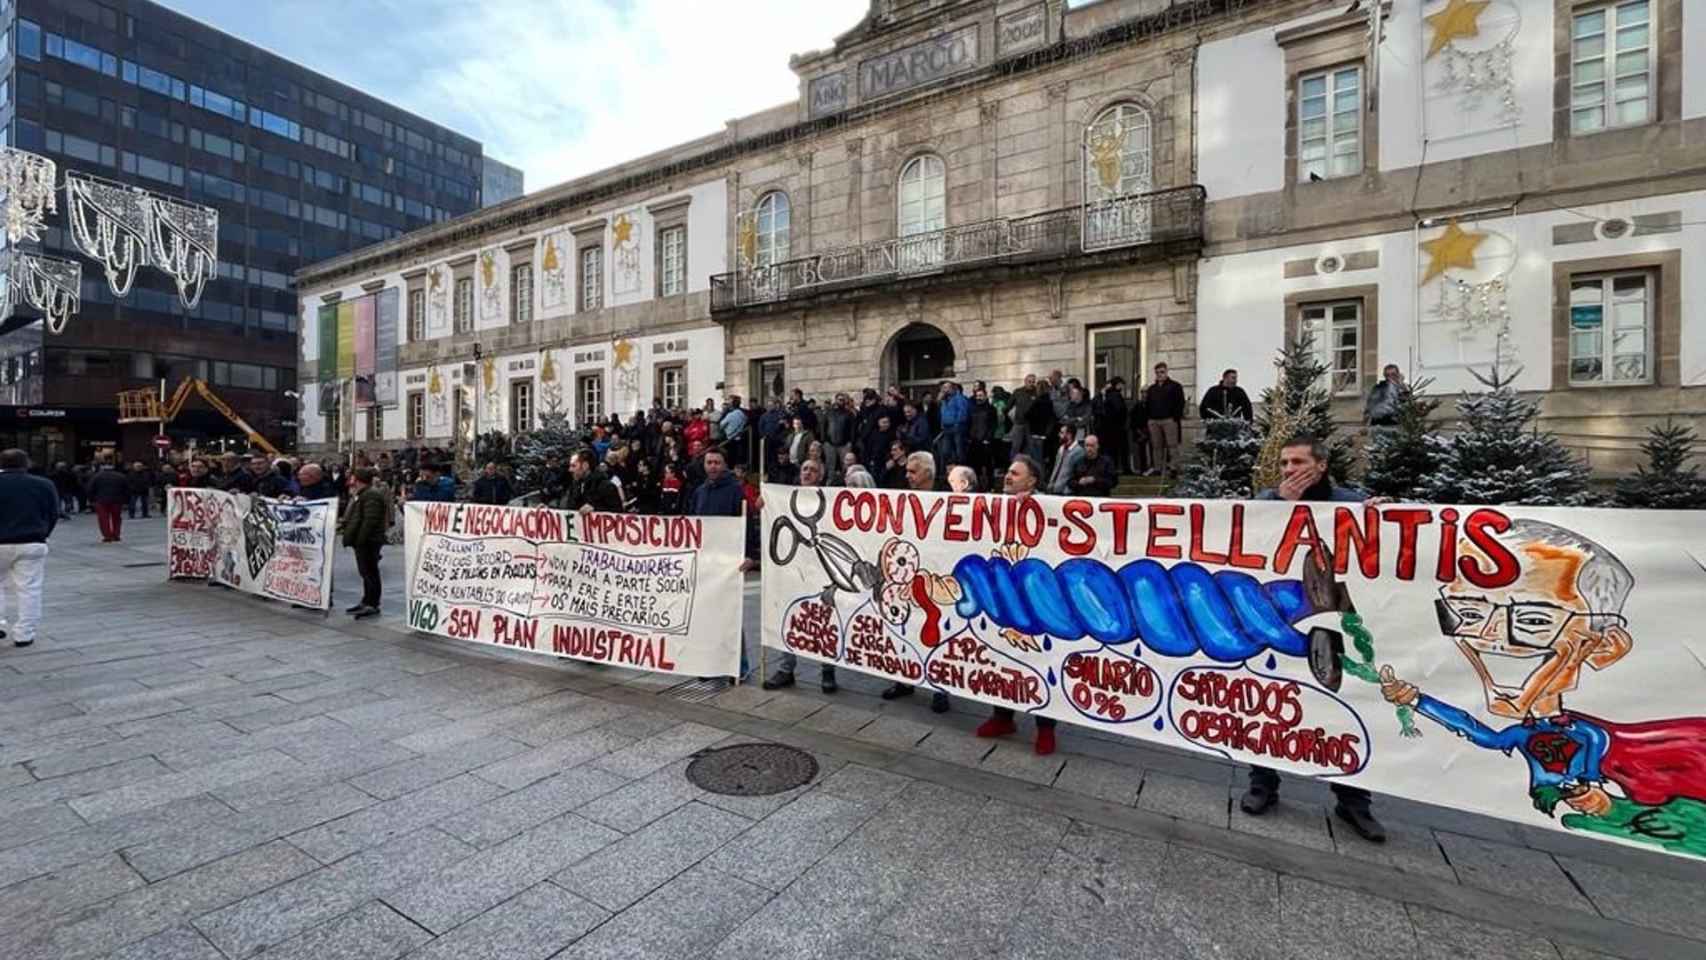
[1574,711,1706,807]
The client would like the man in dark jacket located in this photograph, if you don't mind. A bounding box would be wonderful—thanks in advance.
[823,394,856,484]
[0,448,57,647]
[86,457,131,543]
[126,462,153,518]
[342,467,387,619]
[410,463,456,502]
[472,462,514,504]
[560,450,622,513]
[688,448,754,680]
[1239,433,1386,844]
[50,461,77,519]
[1143,362,1186,478]
[1094,379,1130,475]
[1199,368,1254,422]
[966,387,998,487]
[1068,434,1118,497]
[861,414,897,472]
[296,463,339,500]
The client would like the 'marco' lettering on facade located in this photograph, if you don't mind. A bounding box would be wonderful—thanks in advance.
[859,27,980,100]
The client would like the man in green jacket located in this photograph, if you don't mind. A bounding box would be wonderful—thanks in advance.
[343,467,387,619]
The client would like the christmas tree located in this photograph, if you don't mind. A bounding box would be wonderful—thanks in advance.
[1170,415,1259,499]
[1614,420,1706,509]
[1251,334,1355,491]
[1362,378,1447,501]
[510,413,581,497]
[1419,366,1597,506]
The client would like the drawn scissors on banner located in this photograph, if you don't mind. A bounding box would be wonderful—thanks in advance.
[769,488,880,606]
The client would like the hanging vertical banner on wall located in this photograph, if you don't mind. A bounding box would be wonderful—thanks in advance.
[167,487,337,611]
[374,288,400,406]
[762,486,1706,862]
[317,304,338,382]
[354,294,376,379]
[335,301,356,379]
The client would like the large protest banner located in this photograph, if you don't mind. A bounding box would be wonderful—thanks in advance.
[166,487,338,610]
[761,484,1706,860]
[403,502,745,676]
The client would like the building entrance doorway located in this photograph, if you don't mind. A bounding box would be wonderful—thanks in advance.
[883,323,956,402]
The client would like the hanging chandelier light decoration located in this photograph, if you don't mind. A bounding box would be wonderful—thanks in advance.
[1,249,82,334]
[65,171,218,308]
[0,146,59,245]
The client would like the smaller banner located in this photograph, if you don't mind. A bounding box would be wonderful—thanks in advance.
[403,502,745,676]
[375,288,400,406]
[167,487,337,611]
[317,304,338,382]
[336,301,356,380]
[354,294,376,381]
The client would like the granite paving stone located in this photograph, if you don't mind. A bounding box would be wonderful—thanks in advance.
[235,900,430,960]
[794,701,879,737]
[1136,771,1231,827]
[1435,832,1596,912]
[210,743,421,810]
[997,823,1168,960]
[0,795,234,888]
[1406,903,1568,960]
[850,714,933,751]
[554,801,751,911]
[435,766,629,848]
[1052,755,1145,805]
[588,721,729,779]
[978,741,1066,785]
[68,749,303,822]
[574,758,710,834]
[0,756,172,815]
[402,882,609,960]
[815,763,915,809]
[1329,817,1456,880]
[912,726,997,766]
[1146,846,1281,958]
[287,774,507,863]
[1559,855,1706,940]
[474,727,637,790]
[554,863,771,960]
[0,801,87,853]
[346,735,525,799]
[705,685,775,715]
[746,692,825,724]
[102,925,226,960]
[16,840,320,960]
[1277,875,1421,960]
[191,829,474,958]
[383,811,621,933]
[0,852,146,933]
[705,789,877,891]
[121,782,375,880]
[1230,797,1335,853]
[0,761,33,788]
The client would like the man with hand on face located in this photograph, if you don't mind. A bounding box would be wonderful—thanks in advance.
[1240,433,1387,843]
[762,457,839,694]
[975,454,1060,755]
[880,451,951,714]
[559,449,623,515]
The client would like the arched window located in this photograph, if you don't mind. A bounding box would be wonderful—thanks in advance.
[753,191,790,266]
[1084,102,1153,200]
[897,155,946,238]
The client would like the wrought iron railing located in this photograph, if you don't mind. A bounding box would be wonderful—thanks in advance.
[711,184,1204,312]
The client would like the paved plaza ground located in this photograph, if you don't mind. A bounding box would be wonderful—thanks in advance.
[0,514,1702,959]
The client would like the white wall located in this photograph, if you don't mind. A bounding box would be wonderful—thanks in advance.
[1196,189,1706,396]
[1685,0,1706,120]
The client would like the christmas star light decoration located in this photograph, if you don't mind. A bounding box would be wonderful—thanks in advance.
[1425,0,1491,58]
[612,338,635,367]
[612,215,633,247]
[1419,221,1485,285]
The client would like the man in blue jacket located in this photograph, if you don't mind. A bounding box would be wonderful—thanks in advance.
[690,449,754,680]
[0,449,58,647]
[936,380,970,469]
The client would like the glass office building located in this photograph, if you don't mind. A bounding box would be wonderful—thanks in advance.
[0,0,496,464]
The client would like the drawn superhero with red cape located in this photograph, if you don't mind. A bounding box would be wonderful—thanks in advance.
[1379,518,1706,856]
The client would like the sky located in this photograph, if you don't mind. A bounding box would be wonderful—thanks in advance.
[156,0,870,193]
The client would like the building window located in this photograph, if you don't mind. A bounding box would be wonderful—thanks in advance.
[1571,2,1652,134]
[580,246,603,311]
[753,191,790,266]
[454,277,473,333]
[325,398,341,447]
[655,363,685,410]
[897,155,946,237]
[510,379,533,433]
[367,408,383,441]
[576,372,603,425]
[408,391,425,438]
[510,263,533,324]
[1084,102,1153,200]
[1298,300,1361,396]
[1298,65,1361,181]
[1569,271,1652,385]
[658,225,686,297]
[408,288,426,342]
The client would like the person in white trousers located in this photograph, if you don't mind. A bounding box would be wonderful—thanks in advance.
[0,449,58,648]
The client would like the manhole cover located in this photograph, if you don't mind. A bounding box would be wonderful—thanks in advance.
[684,743,818,797]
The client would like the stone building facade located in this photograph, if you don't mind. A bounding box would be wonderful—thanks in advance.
[1196,0,1706,473]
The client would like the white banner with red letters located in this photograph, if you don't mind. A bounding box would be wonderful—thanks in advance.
[166,486,337,610]
[761,483,1706,860]
[403,501,744,677]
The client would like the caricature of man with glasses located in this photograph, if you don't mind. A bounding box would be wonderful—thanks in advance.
[1379,519,1706,855]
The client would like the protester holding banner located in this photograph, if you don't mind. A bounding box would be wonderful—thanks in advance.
[1241,433,1385,843]
[880,451,951,714]
[689,448,753,680]
[973,454,1060,754]
[343,467,388,619]
[763,458,838,693]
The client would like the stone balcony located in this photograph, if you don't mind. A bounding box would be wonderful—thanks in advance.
[709,184,1206,316]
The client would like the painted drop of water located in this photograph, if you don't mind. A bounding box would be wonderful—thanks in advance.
[1153,716,1165,731]
[1265,654,1277,670]
[1042,636,1052,652]
[1046,667,1056,687]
